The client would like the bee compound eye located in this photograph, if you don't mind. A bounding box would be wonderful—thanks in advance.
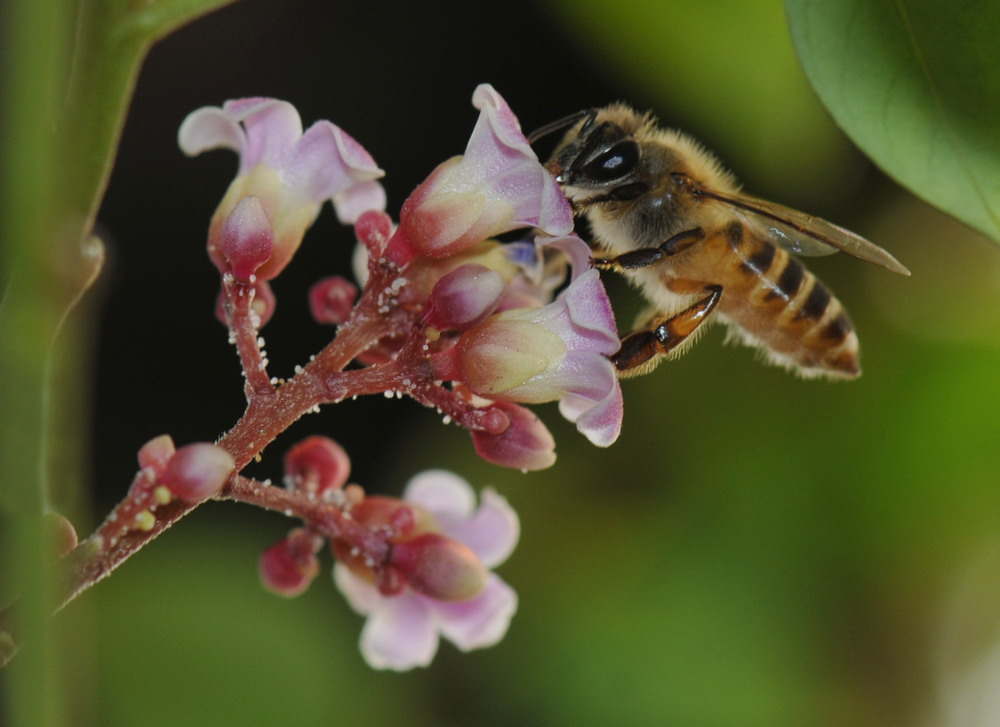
[581,141,640,182]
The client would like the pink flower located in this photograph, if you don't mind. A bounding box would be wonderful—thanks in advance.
[431,235,624,447]
[179,98,386,279]
[334,470,519,671]
[389,84,572,263]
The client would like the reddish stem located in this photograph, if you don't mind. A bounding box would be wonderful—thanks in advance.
[224,275,274,400]
[52,260,438,612]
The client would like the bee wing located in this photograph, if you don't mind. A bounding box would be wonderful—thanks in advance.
[705,190,911,276]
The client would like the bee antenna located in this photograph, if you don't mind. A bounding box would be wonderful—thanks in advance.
[527,109,594,144]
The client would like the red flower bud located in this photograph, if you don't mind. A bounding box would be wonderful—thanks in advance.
[259,534,320,598]
[284,436,350,498]
[220,196,274,282]
[423,264,504,331]
[355,209,394,257]
[471,401,556,471]
[161,443,235,502]
[309,276,358,325]
[390,533,488,601]
[137,434,176,476]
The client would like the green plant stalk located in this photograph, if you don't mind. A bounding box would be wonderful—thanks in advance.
[0,0,236,724]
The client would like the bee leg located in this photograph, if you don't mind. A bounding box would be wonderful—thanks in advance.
[592,228,704,271]
[611,285,722,374]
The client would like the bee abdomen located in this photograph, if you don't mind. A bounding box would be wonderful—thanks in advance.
[727,234,860,378]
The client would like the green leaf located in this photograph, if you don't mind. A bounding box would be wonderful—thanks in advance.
[786,0,1000,243]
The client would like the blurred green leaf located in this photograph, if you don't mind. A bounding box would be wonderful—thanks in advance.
[543,0,850,198]
[786,0,1000,243]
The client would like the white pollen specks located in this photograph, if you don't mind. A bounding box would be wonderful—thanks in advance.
[442,415,452,425]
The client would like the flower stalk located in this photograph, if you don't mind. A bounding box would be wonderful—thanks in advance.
[28,84,627,671]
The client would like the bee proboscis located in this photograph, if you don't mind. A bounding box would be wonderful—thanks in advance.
[532,105,910,379]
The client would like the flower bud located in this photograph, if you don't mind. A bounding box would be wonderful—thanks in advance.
[161,443,235,502]
[355,209,394,257]
[348,497,429,537]
[45,512,78,557]
[259,534,320,598]
[423,264,505,331]
[309,276,358,325]
[137,434,176,476]
[284,436,350,498]
[471,402,556,471]
[390,533,488,601]
[220,196,274,281]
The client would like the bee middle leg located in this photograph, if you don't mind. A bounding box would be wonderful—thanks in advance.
[612,285,723,375]
[591,228,704,272]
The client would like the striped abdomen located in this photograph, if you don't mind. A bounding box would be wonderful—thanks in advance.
[678,221,860,378]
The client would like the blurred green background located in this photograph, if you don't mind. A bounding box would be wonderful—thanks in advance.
[8,0,1000,725]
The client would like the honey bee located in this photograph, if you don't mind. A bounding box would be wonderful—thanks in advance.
[531,105,910,379]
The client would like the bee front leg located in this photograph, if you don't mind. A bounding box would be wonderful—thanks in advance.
[611,285,723,375]
[591,228,704,272]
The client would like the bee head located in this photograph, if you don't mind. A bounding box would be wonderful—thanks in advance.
[530,107,647,204]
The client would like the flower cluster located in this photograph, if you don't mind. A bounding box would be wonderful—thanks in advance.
[256,438,519,670]
[179,84,623,464]
[59,85,626,674]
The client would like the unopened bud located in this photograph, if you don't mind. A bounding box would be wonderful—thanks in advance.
[284,436,350,498]
[471,401,556,471]
[390,533,488,601]
[354,209,394,257]
[259,535,320,598]
[137,434,176,476]
[162,443,235,502]
[221,196,274,282]
[309,276,358,325]
[423,264,504,331]
[45,512,78,557]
